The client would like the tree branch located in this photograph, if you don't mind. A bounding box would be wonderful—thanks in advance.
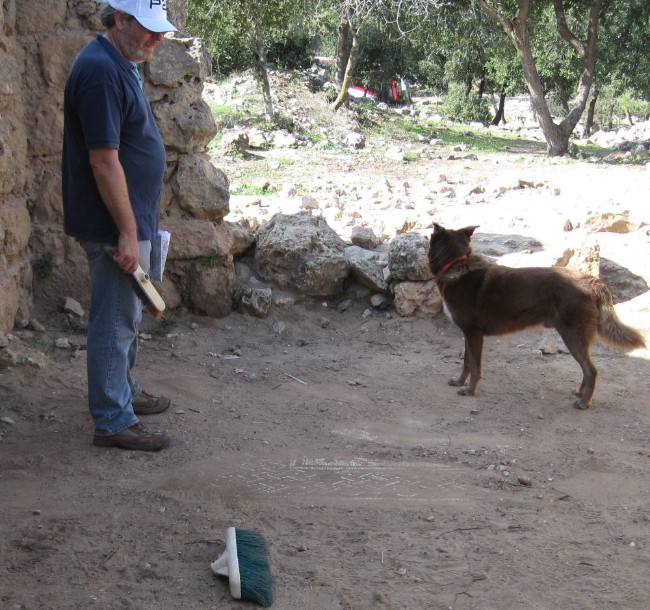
[473,0,514,36]
[553,0,585,57]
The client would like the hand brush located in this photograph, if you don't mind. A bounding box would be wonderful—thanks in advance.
[211,527,274,607]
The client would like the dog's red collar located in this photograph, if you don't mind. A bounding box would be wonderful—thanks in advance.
[435,255,468,281]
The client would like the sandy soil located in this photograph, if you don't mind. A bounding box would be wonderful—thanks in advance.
[2,146,650,610]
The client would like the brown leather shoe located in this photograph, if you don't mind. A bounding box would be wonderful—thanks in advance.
[93,423,170,451]
[132,390,171,415]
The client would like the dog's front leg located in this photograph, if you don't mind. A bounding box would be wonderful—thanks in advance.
[458,331,483,396]
[449,336,471,389]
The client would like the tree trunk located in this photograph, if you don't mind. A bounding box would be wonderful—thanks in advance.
[253,14,274,122]
[511,25,571,155]
[492,86,507,125]
[332,25,361,112]
[607,102,615,129]
[554,77,570,113]
[336,16,350,86]
[477,74,486,100]
[582,91,598,137]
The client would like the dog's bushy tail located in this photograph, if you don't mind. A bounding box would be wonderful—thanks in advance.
[596,283,646,351]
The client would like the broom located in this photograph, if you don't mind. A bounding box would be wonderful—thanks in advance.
[210,527,274,607]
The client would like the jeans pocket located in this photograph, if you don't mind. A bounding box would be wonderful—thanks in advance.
[80,240,107,264]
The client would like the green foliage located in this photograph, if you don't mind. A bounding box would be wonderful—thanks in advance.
[187,0,329,77]
[187,2,251,76]
[439,84,493,125]
[270,157,295,169]
[205,88,321,148]
[616,90,650,120]
[231,182,281,196]
[528,4,583,110]
[413,58,446,91]
[597,0,650,101]
[426,123,545,156]
[265,109,323,143]
[202,248,223,268]
[591,86,650,129]
[352,18,417,91]
[34,253,54,279]
[360,103,542,156]
[364,111,427,139]
[208,103,247,129]
[267,111,296,133]
[267,29,315,70]
[402,151,421,163]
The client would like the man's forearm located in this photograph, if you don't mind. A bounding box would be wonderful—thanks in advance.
[89,147,139,273]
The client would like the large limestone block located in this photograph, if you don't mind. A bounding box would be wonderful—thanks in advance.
[0,40,27,196]
[188,262,235,318]
[32,164,63,223]
[153,85,217,152]
[28,224,67,266]
[226,221,255,257]
[158,275,182,310]
[16,0,67,35]
[28,92,64,156]
[173,154,230,221]
[255,211,350,297]
[148,35,216,153]
[164,218,233,261]
[0,40,23,102]
[0,199,31,261]
[1,0,16,33]
[345,245,389,293]
[0,115,27,195]
[39,31,89,86]
[148,35,211,87]
[388,232,433,281]
[393,280,442,317]
[0,269,19,333]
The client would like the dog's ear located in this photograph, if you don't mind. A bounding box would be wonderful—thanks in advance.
[460,226,479,239]
[431,223,445,245]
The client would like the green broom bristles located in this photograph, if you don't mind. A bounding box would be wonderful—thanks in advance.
[235,528,274,608]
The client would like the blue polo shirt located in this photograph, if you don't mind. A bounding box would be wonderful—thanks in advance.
[62,34,165,244]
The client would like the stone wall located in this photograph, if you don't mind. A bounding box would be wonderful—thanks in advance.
[0,0,235,332]
[0,1,30,332]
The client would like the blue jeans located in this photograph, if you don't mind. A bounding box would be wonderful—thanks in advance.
[81,241,151,436]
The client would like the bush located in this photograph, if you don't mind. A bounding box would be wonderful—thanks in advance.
[267,32,314,70]
[616,90,650,122]
[591,88,650,129]
[439,84,493,125]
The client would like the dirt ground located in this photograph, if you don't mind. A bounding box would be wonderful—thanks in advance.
[2,145,650,610]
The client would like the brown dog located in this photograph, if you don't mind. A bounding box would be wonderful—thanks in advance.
[428,223,646,409]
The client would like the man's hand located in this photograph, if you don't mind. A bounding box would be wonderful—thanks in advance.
[113,232,139,274]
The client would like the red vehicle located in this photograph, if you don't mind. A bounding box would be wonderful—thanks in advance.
[347,84,378,99]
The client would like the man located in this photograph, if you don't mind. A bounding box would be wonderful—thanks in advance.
[62,0,177,451]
